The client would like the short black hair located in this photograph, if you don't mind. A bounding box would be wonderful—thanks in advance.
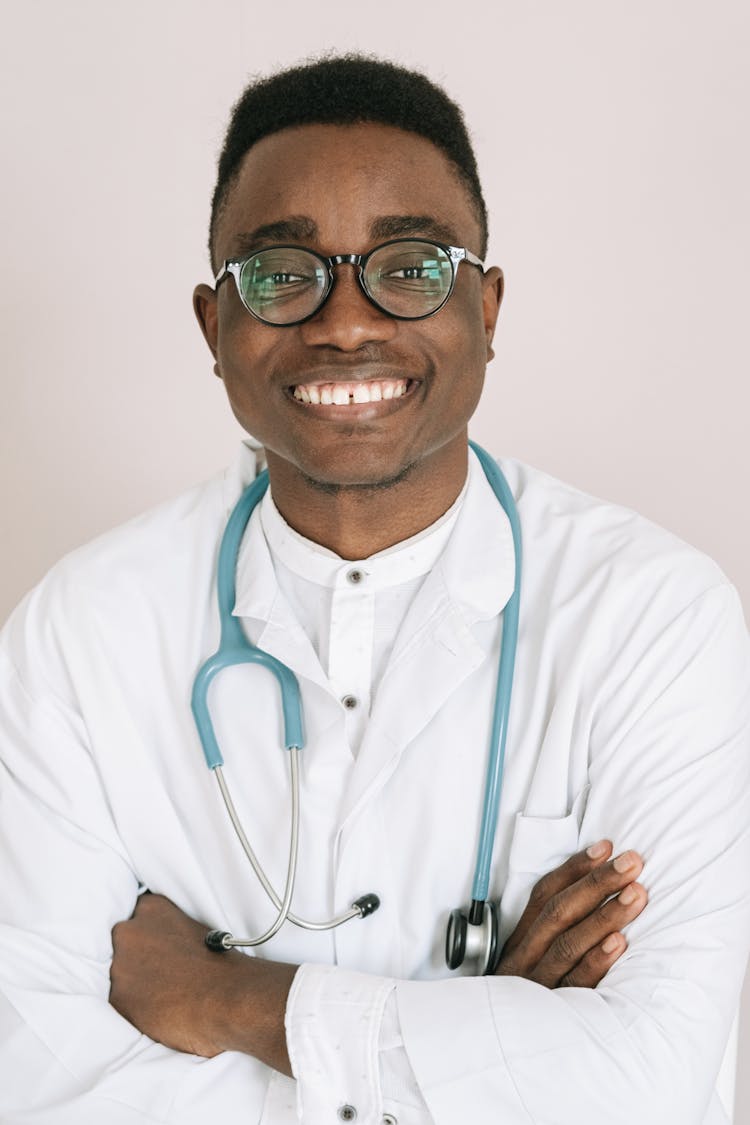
[209,53,488,267]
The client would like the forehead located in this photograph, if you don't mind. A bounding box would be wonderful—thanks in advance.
[214,122,481,259]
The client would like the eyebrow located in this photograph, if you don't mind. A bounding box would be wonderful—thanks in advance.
[231,217,319,256]
[369,214,461,245]
[229,213,463,258]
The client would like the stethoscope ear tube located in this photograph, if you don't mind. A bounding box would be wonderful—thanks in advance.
[191,470,305,764]
[205,893,382,953]
[466,443,521,905]
[205,754,381,948]
[445,444,521,976]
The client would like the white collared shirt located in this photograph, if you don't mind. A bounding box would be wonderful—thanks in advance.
[259,472,467,755]
[0,443,748,1125]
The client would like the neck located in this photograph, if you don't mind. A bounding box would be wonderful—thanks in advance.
[264,440,469,559]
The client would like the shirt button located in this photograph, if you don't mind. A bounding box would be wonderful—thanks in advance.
[346,567,364,584]
[341,694,358,710]
[382,1116,398,1125]
[337,1106,357,1122]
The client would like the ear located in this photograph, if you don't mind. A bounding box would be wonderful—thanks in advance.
[193,284,221,377]
[481,267,504,362]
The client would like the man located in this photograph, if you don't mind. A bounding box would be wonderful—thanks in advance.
[0,55,748,1124]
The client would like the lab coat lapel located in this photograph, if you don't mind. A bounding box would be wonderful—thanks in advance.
[231,503,335,697]
[337,455,517,830]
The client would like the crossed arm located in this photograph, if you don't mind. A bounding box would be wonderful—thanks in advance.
[3,577,749,1121]
[109,842,647,1075]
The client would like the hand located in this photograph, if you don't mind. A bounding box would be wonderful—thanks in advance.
[109,893,296,1072]
[495,840,647,987]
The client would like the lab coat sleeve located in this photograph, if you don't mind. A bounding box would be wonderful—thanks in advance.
[286,582,750,1124]
[0,641,269,1122]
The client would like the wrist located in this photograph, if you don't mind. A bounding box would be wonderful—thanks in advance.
[214,954,298,1075]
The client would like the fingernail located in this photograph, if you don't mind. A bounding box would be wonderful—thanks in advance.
[618,884,638,905]
[613,851,638,874]
[586,840,609,859]
[602,934,621,954]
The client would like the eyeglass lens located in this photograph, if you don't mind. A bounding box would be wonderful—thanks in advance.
[237,240,455,324]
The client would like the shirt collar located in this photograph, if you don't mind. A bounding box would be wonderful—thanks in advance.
[257,474,468,593]
[230,444,516,624]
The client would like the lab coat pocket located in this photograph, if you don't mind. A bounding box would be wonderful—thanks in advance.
[500,785,590,942]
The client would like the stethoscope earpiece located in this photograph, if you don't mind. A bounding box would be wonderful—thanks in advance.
[445,900,500,975]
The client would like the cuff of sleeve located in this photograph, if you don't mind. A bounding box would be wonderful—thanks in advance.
[286,962,394,1125]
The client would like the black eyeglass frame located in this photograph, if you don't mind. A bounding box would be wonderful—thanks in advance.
[213,238,486,327]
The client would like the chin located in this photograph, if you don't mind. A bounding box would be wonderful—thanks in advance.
[301,463,416,495]
[282,434,415,493]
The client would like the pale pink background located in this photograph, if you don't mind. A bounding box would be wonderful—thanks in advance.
[1,0,748,1116]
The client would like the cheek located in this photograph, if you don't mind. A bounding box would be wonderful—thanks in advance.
[435,305,490,422]
[216,318,273,395]
[435,297,490,382]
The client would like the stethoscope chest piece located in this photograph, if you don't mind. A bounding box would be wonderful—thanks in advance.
[445,900,500,975]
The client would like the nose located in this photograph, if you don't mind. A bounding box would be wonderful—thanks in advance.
[299,262,398,350]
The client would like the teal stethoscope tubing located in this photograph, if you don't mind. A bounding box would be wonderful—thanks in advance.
[191,440,521,935]
[466,442,522,908]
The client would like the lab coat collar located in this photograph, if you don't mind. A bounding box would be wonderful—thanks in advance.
[431,446,516,625]
[221,437,265,516]
[233,508,335,696]
[222,441,332,692]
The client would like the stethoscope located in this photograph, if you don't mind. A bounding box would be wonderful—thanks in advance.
[192,440,521,975]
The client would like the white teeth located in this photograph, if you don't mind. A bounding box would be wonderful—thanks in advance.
[293,379,409,405]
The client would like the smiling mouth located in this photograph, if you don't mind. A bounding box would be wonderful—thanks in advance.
[291,378,415,405]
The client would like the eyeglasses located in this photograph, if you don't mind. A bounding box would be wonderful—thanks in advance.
[214,238,485,326]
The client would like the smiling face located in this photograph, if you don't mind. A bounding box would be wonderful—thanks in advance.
[194,122,503,536]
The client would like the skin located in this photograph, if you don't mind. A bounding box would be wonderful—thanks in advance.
[110,121,648,1073]
[193,122,504,558]
[110,844,647,1073]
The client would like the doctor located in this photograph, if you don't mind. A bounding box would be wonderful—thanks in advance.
[1,55,749,1125]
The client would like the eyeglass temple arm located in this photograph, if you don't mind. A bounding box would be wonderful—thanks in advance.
[449,246,485,271]
[213,262,233,288]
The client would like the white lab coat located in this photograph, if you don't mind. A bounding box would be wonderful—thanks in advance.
[0,443,748,1124]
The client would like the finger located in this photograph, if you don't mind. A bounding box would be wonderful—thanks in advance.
[516,851,644,964]
[501,846,643,972]
[558,932,627,988]
[531,881,647,987]
[502,839,614,955]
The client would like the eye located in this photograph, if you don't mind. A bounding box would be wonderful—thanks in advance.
[269,271,307,286]
[381,260,439,284]
[246,251,321,293]
[389,264,428,280]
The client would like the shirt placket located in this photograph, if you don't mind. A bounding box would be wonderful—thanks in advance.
[328,565,376,756]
